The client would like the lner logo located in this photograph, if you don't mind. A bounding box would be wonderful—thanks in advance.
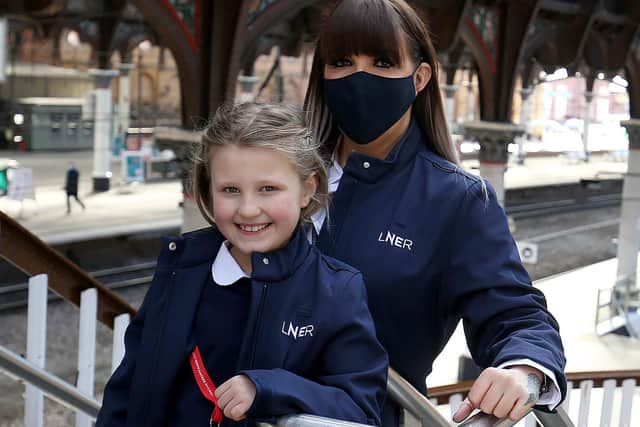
[377,230,413,251]
[281,321,314,340]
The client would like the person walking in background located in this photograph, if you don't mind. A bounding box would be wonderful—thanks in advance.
[65,162,85,213]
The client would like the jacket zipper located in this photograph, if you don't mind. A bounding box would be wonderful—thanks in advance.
[249,284,268,368]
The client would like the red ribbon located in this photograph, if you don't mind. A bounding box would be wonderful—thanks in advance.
[190,345,224,426]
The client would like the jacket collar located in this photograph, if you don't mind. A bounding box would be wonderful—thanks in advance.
[249,226,310,283]
[342,116,422,183]
[158,226,310,283]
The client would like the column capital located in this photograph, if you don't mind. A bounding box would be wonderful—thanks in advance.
[621,119,640,150]
[442,84,458,98]
[584,91,594,103]
[118,63,134,75]
[89,68,119,88]
[461,121,524,164]
[520,87,533,100]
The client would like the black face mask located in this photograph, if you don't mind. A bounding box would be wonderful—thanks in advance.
[323,70,417,145]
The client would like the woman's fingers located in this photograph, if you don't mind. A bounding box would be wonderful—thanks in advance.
[453,368,492,422]
[452,398,474,423]
[453,367,540,422]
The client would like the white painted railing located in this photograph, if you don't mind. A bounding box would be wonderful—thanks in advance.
[0,273,130,426]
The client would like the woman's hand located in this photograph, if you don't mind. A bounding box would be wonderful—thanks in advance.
[215,374,257,421]
[452,365,543,423]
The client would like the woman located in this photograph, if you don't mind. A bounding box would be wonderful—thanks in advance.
[303,0,566,425]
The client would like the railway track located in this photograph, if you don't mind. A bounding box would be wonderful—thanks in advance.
[0,261,156,311]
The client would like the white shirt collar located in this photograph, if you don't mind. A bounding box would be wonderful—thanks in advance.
[211,241,249,286]
[309,157,343,238]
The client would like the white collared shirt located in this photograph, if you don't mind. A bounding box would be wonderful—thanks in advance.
[309,158,343,239]
[211,241,249,286]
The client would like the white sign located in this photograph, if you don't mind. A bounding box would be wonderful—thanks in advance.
[0,18,6,83]
[516,241,538,264]
[122,151,145,183]
[7,167,35,201]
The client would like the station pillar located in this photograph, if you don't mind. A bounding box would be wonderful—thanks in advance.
[117,63,133,145]
[616,119,640,285]
[443,84,458,133]
[90,69,118,192]
[462,122,523,206]
[582,91,594,162]
[517,87,533,164]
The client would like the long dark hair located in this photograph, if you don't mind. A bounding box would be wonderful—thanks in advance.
[304,0,458,164]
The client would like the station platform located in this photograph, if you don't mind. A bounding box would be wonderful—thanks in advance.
[428,256,640,389]
[0,149,629,245]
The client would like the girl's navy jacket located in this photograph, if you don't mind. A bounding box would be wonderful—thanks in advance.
[316,118,567,423]
[96,227,388,427]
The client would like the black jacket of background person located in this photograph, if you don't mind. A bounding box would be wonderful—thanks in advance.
[65,167,79,195]
[96,227,388,427]
[316,117,567,426]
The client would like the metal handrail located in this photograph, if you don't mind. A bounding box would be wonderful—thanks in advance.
[258,414,376,427]
[0,344,101,418]
[387,368,451,427]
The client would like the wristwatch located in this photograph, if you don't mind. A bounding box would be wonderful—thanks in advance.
[540,375,549,395]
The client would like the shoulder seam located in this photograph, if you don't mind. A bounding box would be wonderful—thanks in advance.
[416,152,482,184]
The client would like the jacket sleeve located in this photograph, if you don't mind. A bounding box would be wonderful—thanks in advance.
[95,270,163,427]
[443,179,567,401]
[243,273,388,426]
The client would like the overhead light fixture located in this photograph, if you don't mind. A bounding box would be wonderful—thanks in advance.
[612,75,628,88]
[545,68,568,82]
[66,30,80,48]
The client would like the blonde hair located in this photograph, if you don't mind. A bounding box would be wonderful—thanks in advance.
[191,102,329,226]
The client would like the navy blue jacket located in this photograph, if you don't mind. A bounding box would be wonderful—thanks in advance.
[65,167,79,194]
[317,118,566,423]
[96,227,388,427]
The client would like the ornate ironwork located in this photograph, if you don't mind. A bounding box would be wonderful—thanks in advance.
[247,0,279,25]
[166,0,197,33]
[465,5,499,73]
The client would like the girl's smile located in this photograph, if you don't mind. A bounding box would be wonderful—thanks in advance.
[210,144,316,273]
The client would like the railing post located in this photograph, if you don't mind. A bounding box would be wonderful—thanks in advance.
[111,313,130,373]
[25,274,48,427]
[619,379,636,427]
[599,378,616,426]
[76,288,97,427]
[577,380,593,427]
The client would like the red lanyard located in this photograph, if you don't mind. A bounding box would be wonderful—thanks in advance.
[190,345,224,427]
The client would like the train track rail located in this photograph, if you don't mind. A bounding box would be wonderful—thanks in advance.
[505,193,621,219]
[0,261,156,311]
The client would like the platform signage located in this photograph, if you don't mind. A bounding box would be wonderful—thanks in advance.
[7,167,35,201]
[122,151,145,183]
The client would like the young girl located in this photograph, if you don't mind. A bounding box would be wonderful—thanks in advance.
[304,0,566,425]
[96,102,388,427]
